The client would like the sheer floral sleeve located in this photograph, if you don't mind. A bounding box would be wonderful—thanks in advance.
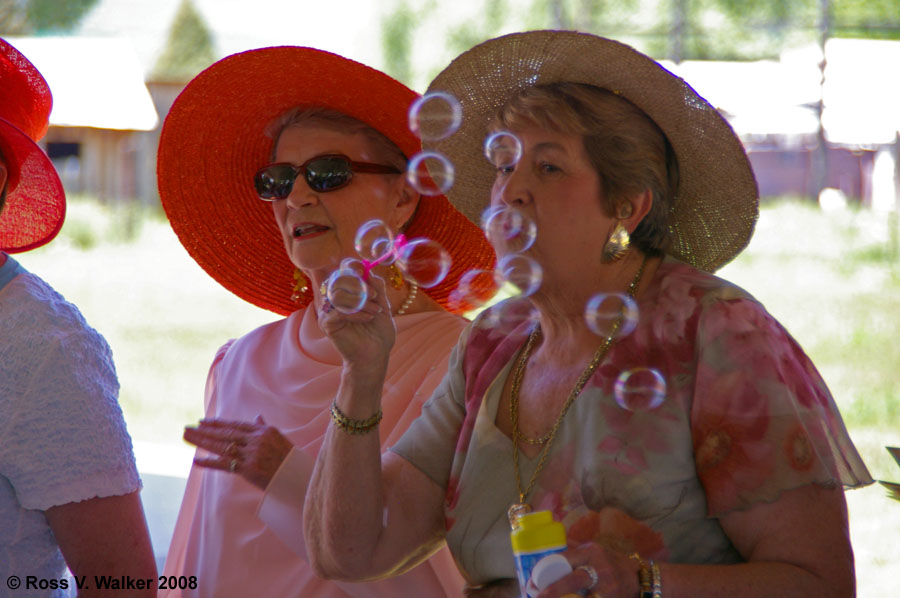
[691,295,873,516]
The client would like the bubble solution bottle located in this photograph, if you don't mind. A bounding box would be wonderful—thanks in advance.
[510,510,571,597]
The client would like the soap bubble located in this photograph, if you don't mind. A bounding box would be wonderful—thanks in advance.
[496,254,542,297]
[481,205,536,254]
[584,293,639,339]
[408,91,462,141]
[407,151,454,196]
[325,268,367,314]
[398,238,452,288]
[483,130,522,169]
[449,269,502,312]
[339,257,366,274]
[354,219,395,264]
[613,367,666,411]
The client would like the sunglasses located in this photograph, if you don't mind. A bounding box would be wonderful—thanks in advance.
[254,154,401,200]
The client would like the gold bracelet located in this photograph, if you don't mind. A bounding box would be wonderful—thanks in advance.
[629,553,653,598]
[650,560,662,598]
[330,401,383,435]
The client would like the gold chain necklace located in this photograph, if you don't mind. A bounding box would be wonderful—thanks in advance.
[507,256,647,529]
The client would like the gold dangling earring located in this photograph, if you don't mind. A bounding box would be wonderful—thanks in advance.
[291,269,309,302]
[387,263,405,290]
[601,222,630,263]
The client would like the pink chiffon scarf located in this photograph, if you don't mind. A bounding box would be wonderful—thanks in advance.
[162,306,467,597]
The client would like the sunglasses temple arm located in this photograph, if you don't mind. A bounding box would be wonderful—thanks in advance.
[360,234,408,282]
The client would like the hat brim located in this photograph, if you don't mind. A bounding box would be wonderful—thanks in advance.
[0,117,65,253]
[158,46,495,315]
[424,31,759,272]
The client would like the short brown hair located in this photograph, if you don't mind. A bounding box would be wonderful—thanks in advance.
[266,107,408,171]
[493,82,679,255]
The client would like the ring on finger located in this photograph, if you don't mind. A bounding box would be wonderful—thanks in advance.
[229,458,238,472]
[575,564,599,590]
[225,441,240,456]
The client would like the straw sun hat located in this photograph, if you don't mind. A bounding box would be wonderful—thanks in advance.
[158,46,495,316]
[0,38,66,253]
[424,30,759,272]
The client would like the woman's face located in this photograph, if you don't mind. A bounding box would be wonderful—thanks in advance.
[271,124,413,274]
[490,125,614,276]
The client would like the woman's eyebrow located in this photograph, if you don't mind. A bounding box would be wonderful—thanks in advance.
[532,141,568,155]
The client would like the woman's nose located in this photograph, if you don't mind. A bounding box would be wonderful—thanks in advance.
[285,180,318,209]
[494,168,530,208]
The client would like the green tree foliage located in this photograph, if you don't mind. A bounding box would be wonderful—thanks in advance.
[382,0,416,84]
[379,0,900,75]
[151,0,216,82]
[832,0,900,39]
[0,0,99,34]
[447,0,507,58]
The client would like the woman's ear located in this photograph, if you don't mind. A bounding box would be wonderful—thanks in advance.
[389,176,421,232]
[623,189,652,233]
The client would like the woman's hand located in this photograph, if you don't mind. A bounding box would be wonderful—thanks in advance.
[318,274,396,375]
[535,543,639,598]
[184,416,293,490]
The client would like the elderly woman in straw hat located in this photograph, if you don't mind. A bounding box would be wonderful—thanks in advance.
[157,46,493,597]
[0,38,156,595]
[304,31,872,597]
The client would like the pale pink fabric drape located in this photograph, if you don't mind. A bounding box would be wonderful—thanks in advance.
[162,306,466,598]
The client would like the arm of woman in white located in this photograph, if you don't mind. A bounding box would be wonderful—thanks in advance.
[45,491,157,598]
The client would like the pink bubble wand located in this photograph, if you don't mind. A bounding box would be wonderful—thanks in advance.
[359,234,408,281]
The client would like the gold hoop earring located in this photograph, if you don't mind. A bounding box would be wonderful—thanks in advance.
[601,222,630,263]
[387,264,405,290]
[291,269,309,302]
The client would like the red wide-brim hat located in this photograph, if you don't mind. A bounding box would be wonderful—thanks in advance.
[0,38,65,253]
[158,46,496,316]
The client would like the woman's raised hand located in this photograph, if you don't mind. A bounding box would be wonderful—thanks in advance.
[318,274,396,373]
[185,416,293,490]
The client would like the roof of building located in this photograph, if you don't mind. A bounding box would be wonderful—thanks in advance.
[666,39,900,146]
[6,36,158,131]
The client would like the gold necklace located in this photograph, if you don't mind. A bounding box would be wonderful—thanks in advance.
[507,256,648,529]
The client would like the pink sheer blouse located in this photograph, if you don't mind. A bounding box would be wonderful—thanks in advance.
[162,306,467,597]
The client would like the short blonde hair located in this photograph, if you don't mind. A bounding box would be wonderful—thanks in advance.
[493,82,678,255]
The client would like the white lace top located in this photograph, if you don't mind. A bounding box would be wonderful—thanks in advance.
[0,255,140,597]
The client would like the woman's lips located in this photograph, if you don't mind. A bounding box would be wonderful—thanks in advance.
[292,223,330,239]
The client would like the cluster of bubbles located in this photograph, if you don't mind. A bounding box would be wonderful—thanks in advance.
[322,93,466,314]
[332,91,666,413]
[323,219,451,314]
[406,92,461,196]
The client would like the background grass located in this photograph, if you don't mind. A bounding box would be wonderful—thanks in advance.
[13,196,900,595]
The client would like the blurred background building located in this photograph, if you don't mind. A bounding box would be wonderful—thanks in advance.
[2,0,900,209]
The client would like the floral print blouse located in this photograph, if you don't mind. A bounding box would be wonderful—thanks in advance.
[390,257,872,586]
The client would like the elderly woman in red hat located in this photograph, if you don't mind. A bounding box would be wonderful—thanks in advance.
[304,31,872,598]
[0,38,156,595]
[157,46,494,597]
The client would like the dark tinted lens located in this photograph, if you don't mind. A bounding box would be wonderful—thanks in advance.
[305,156,353,192]
[254,164,297,200]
